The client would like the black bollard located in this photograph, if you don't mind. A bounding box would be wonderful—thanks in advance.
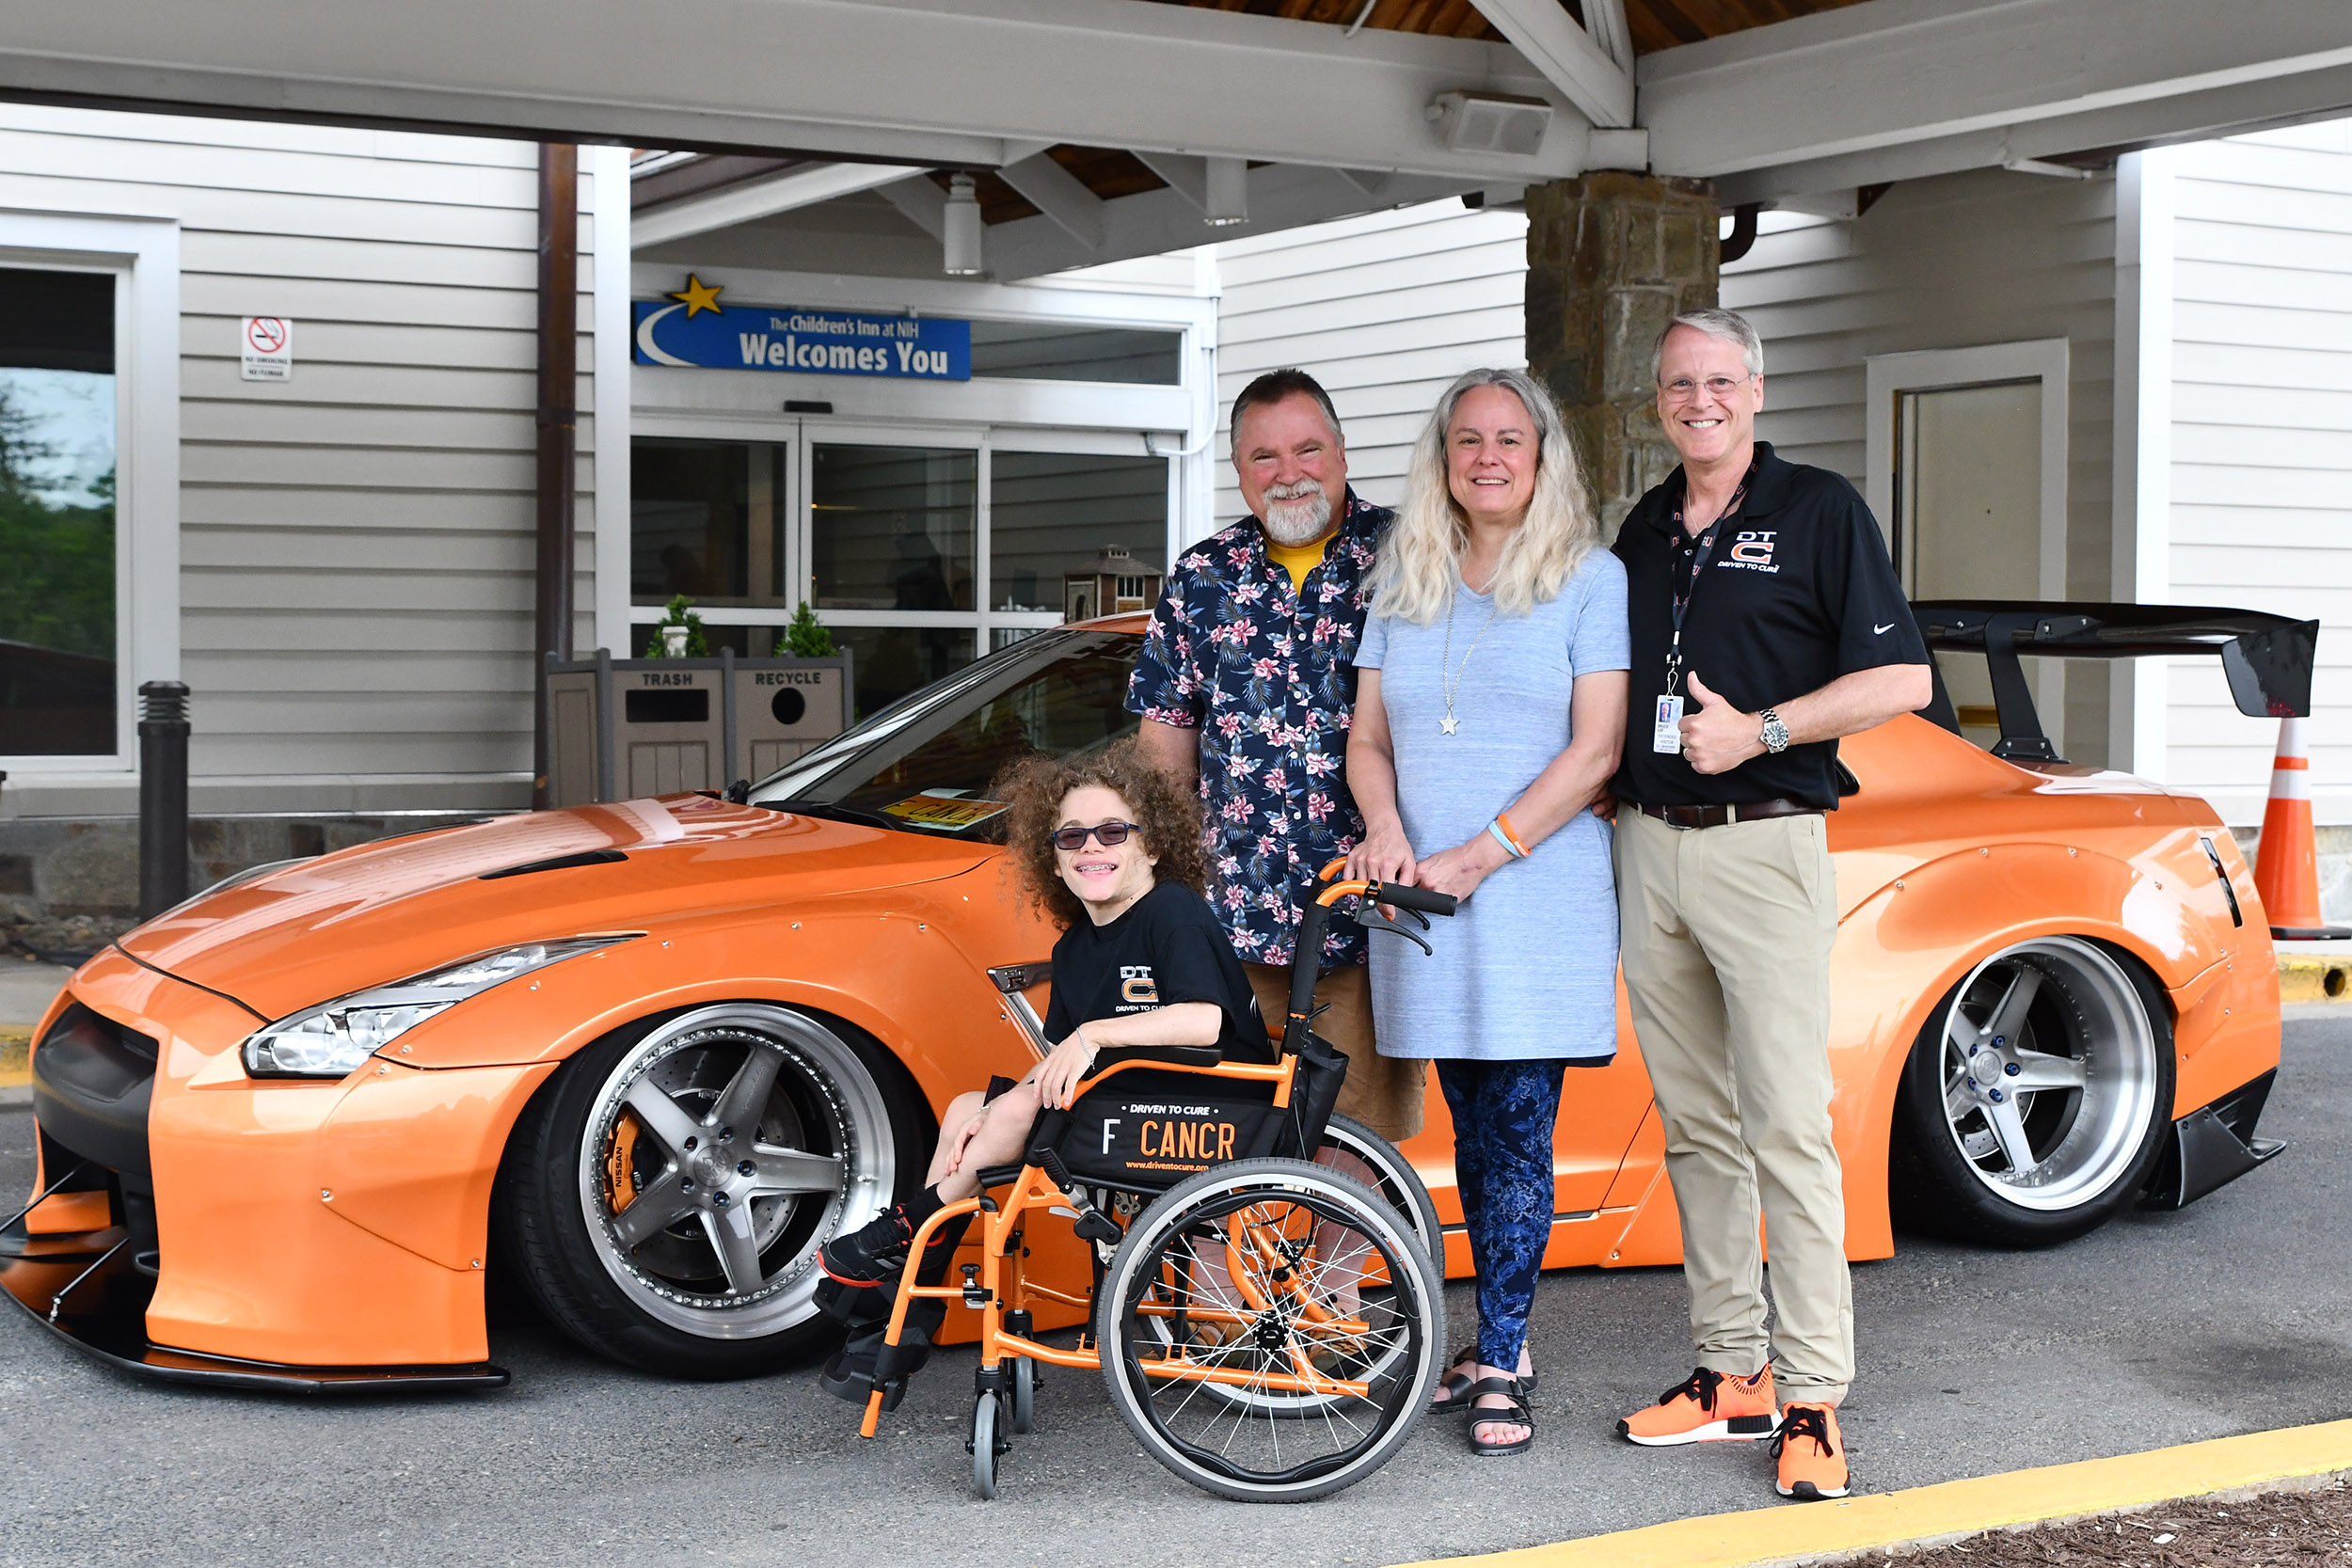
[137,681,191,918]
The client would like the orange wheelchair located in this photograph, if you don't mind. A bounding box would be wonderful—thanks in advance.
[849,866,1456,1501]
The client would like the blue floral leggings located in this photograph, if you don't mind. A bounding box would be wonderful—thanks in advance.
[1436,1057,1567,1370]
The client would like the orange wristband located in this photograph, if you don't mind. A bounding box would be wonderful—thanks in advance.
[1494,810,1532,858]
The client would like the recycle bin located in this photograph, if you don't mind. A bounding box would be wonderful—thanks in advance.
[544,647,853,807]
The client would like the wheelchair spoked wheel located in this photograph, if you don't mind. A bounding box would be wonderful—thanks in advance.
[1135,1117,1439,1420]
[1096,1159,1443,1502]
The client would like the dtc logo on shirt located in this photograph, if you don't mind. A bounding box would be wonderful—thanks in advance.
[1722,531,1780,573]
[1120,965,1160,1006]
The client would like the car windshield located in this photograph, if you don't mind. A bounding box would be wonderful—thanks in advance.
[746,628,1144,841]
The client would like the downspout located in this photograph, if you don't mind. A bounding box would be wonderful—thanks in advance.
[532,143,580,811]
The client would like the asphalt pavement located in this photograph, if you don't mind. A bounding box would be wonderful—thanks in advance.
[3,1018,2348,1568]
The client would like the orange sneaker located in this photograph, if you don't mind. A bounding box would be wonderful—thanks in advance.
[1617,1366,1777,1446]
[1772,1402,1851,1500]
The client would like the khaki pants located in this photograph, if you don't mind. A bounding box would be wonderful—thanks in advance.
[1244,961,1426,1143]
[1613,807,1851,1405]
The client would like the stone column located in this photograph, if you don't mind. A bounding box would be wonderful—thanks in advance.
[1524,173,1719,535]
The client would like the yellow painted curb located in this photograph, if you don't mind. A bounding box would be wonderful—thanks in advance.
[2280,957,2352,1004]
[0,1026,27,1089]
[1392,1418,2352,1568]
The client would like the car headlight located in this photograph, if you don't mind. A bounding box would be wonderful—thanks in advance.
[241,936,628,1078]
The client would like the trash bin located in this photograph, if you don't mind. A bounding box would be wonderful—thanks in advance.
[544,648,853,807]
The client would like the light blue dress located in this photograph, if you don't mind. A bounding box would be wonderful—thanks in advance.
[1351,550,1630,1061]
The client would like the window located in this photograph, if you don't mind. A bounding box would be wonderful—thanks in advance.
[969,322,1181,385]
[631,438,785,607]
[810,444,976,612]
[0,267,116,756]
[989,451,1166,621]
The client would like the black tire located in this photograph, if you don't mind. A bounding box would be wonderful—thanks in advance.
[1317,1113,1443,1259]
[1009,1355,1038,1434]
[493,1003,929,1378]
[1096,1158,1443,1501]
[971,1392,1003,1500]
[1890,938,2174,1248]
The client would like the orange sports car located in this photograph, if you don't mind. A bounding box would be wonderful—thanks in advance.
[2,600,2296,1388]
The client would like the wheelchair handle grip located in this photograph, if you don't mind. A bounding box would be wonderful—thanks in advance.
[1364,880,1457,917]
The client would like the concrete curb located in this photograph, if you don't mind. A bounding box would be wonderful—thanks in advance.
[2280,957,2352,1004]
[0,1024,26,1093]
[1391,1419,2352,1568]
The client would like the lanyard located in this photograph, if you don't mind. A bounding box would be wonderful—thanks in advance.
[1662,477,1746,696]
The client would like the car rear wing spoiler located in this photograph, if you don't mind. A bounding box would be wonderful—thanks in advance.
[1909,600,2317,764]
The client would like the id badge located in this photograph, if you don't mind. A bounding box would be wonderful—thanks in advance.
[1652,694,1685,754]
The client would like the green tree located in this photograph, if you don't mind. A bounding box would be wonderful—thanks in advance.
[0,388,115,658]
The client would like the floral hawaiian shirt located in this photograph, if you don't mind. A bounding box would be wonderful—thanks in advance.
[1125,489,1391,968]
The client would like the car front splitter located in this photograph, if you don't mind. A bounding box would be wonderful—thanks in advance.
[0,1228,508,1394]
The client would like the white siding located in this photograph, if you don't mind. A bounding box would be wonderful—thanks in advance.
[1210,202,1528,532]
[1724,168,2120,764]
[0,104,598,814]
[2158,119,2352,825]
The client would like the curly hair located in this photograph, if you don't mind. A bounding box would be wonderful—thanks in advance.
[992,738,1208,930]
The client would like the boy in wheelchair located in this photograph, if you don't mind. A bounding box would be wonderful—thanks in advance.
[815,739,1275,1402]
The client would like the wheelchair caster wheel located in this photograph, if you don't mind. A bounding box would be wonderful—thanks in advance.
[969,1390,1009,1499]
[1009,1356,1038,1435]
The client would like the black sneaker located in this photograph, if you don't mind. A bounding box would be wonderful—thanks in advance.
[818,1205,914,1288]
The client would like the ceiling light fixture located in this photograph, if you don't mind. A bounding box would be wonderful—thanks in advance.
[943,172,985,276]
[1204,157,1248,227]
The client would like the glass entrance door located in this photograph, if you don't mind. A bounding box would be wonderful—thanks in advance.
[633,426,1172,721]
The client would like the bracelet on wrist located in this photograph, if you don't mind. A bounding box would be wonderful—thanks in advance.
[1494,810,1532,857]
[1486,818,1528,860]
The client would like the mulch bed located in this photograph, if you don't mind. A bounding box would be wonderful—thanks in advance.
[1,912,134,966]
[1859,1479,2352,1568]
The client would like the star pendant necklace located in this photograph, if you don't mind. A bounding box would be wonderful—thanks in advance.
[1438,574,1501,736]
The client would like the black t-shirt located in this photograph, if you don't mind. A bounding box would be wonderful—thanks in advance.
[1041,880,1274,1064]
[1612,442,1931,811]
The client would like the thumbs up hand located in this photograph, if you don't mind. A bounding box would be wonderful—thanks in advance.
[1677,672,1765,776]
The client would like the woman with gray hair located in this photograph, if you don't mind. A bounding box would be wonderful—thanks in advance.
[1344,366,1629,1457]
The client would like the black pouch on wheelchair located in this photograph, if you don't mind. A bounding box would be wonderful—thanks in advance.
[1048,1040,1350,1191]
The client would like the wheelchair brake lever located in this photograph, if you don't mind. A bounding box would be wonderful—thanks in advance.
[1355,902,1435,957]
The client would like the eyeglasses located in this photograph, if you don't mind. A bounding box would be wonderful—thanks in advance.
[1050,820,1139,851]
[1661,374,1753,402]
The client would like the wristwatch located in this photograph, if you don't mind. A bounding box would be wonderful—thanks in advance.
[1759,708,1790,753]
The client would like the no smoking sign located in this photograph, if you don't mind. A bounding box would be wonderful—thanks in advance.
[241,316,294,381]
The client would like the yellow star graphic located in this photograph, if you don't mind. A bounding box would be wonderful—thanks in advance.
[667,274,724,317]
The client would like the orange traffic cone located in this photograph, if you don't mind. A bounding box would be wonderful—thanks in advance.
[2254,717,2346,939]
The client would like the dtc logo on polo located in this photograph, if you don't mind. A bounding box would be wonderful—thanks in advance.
[1120,965,1160,1005]
[1723,531,1780,573]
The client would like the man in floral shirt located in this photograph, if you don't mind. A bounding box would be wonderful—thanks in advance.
[1128,369,1423,1140]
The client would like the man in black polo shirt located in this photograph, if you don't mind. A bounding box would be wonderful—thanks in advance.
[1610,309,1931,1503]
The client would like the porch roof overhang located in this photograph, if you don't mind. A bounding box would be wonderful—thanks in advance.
[4,0,2349,277]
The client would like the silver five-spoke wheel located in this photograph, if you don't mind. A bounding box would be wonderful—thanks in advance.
[1894,936,2172,1246]
[501,1002,918,1377]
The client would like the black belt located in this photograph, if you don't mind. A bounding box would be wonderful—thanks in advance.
[1635,798,1820,830]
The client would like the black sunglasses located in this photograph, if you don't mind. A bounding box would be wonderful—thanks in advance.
[1050,820,1139,851]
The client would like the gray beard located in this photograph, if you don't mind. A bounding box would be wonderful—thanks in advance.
[1261,489,1334,546]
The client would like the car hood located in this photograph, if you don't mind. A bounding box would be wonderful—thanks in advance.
[118,795,989,1021]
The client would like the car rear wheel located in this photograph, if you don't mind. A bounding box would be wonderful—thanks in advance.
[496,1003,926,1377]
[1891,937,2173,1247]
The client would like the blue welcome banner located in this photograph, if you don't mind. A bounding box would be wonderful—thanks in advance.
[634,296,971,381]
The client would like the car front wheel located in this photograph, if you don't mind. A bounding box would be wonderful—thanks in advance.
[496,1003,925,1377]
[1890,937,2173,1247]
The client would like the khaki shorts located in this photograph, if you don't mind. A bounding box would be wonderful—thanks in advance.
[1244,960,1426,1144]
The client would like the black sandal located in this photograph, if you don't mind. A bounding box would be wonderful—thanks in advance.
[1463,1377,1534,1457]
[1431,1345,1539,1413]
